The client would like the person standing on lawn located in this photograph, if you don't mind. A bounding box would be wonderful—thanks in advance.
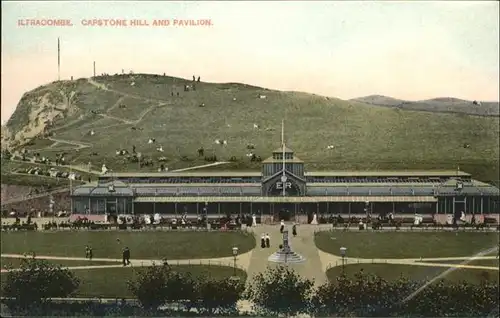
[122,247,131,266]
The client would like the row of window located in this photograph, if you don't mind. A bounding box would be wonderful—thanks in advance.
[437,197,500,214]
[307,178,448,183]
[99,177,261,184]
[98,176,471,184]
[72,199,500,215]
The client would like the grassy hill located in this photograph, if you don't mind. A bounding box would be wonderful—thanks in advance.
[349,95,406,107]
[2,74,499,183]
[352,95,499,117]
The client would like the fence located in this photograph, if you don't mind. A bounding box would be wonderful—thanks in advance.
[133,259,246,271]
[325,258,390,271]
[313,225,499,235]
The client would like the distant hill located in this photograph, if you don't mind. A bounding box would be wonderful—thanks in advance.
[351,95,499,117]
[1,74,498,183]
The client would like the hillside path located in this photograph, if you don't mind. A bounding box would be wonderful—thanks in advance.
[16,78,173,162]
[47,137,92,150]
[106,96,126,113]
[171,162,230,172]
[87,78,173,104]
[97,113,134,124]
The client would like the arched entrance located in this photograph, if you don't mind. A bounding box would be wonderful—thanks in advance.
[275,203,295,221]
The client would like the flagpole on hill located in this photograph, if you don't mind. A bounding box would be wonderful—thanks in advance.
[57,37,61,81]
[281,119,286,197]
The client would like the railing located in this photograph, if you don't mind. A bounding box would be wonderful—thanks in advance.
[99,177,262,184]
[133,259,246,270]
[0,221,257,233]
[313,224,500,234]
[325,258,390,270]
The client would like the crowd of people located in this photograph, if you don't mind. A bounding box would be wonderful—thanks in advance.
[1,213,38,231]
[1,212,255,232]
[13,166,82,181]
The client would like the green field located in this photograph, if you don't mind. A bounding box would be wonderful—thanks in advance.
[0,231,256,260]
[3,74,498,181]
[326,264,499,285]
[1,257,119,268]
[315,231,498,258]
[1,265,247,298]
[76,265,247,298]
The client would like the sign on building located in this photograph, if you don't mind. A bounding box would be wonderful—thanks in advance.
[276,181,292,190]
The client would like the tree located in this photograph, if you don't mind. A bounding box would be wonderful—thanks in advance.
[127,263,170,311]
[312,271,416,317]
[311,270,499,317]
[403,280,499,317]
[163,270,198,312]
[129,264,246,315]
[2,254,80,308]
[245,265,314,316]
[198,276,245,315]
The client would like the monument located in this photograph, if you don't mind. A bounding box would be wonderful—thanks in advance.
[268,228,306,263]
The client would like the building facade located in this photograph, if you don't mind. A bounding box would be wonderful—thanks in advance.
[71,146,500,220]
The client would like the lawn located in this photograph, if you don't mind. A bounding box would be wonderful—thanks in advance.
[326,264,499,285]
[0,231,256,260]
[1,257,119,268]
[75,265,247,298]
[0,265,247,298]
[315,231,498,258]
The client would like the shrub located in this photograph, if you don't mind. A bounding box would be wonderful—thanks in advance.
[2,254,80,308]
[128,264,245,314]
[197,276,245,315]
[245,265,314,316]
[127,263,169,311]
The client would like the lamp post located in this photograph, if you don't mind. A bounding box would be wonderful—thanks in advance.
[204,201,208,227]
[340,247,347,273]
[365,201,370,220]
[232,247,239,276]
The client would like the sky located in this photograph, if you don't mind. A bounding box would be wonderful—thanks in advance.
[1,1,499,123]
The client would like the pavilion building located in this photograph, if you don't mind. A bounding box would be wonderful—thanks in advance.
[71,145,500,223]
